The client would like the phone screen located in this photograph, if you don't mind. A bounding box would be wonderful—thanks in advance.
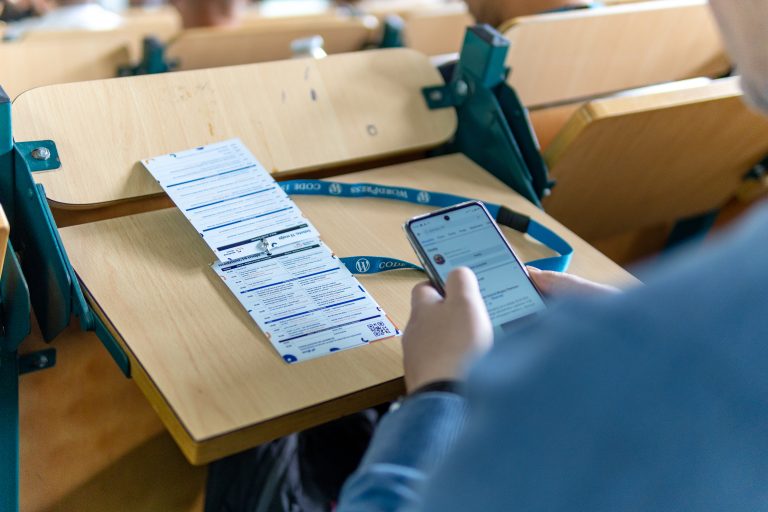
[408,203,546,331]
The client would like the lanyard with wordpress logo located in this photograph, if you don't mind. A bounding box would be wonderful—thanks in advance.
[279,180,573,275]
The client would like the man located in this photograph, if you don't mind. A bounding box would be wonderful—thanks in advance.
[336,1,768,510]
[4,0,122,39]
[466,0,595,27]
[169,0,244,28]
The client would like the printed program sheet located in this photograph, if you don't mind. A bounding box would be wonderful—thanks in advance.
[142,140,318,262]
[143,139,399,363]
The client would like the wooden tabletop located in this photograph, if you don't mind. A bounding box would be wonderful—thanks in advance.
[16,49,455,209]
[58,153,635,464]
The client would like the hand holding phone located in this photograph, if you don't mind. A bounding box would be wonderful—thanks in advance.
[404,201,546,333]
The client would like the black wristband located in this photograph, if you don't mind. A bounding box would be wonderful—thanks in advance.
[409,380,462,398]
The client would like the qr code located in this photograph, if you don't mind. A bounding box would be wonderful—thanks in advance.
[367,321,392,337]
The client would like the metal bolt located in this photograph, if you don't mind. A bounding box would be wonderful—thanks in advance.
[35,354,49,369]
[429,90,443,102]
[31,147,51,161]
[454,80,469,97]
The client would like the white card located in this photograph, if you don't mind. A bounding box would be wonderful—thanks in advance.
[142,139,318,261]
[214,240,399,363]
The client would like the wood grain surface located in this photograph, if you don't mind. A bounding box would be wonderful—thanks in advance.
[58,154,635,464]
[15,49,456,208]
[502,0,729,107]
[543,77,768,240]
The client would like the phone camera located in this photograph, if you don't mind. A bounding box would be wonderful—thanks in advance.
[444,215,450,221]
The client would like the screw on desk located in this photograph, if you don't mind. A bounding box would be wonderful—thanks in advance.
[454,80,469,97]
[31,147,51,161]
[35,354,49,369]
[429,90,443,102]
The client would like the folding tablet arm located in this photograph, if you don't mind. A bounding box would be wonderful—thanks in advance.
[422,24,553,207]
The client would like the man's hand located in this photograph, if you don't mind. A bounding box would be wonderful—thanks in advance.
[527,266,621,296]
[402,268,493,394]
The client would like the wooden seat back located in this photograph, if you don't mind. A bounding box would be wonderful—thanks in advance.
[502,0,728,107]
[21,14,181,60]
[542,77,768,240]
[166,17,375,71]
[356,0,464,19]
[13,49,456,211]
[402,5,474,56]
[0,38,130,99]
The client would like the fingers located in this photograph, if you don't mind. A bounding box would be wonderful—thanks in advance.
[445,267,482,303]
[411,281,442,309]
[527,266,620,296]
[526,266,561,295]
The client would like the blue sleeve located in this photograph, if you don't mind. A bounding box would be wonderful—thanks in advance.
[336,392,468,512]
[342,204,768,512]
[416,204,768,512]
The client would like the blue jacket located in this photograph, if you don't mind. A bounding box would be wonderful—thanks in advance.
[338,202,768,511]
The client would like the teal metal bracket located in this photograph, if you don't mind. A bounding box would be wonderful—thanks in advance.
[379,15,405,48]
[422,24,553,207]
[0,86,130,378]
[0,241,32,512]
[1,83,131,511]
[118,36,178,76]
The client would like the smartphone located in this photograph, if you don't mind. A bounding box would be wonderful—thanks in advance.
[404,201,546,332]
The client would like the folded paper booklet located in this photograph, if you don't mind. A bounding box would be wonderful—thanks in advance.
[142,139,399,363]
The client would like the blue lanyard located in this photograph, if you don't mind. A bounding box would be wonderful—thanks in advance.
[280,180,573,274]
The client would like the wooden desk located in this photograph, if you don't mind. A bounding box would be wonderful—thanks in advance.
[14,49,633,465]
[17,49,454,208]
[402,6,474,56]
[57,154,634,464]
[357,0,464,19]
[21,20,180,61]
[0,38,131,99]
[167,19,374,71]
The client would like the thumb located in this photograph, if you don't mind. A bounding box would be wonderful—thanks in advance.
[445,267,483,303]
[411,281,442,309]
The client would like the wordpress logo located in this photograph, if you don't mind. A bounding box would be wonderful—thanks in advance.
[329,183,343,195]
[355,258,371,273]
[416,191,431,204]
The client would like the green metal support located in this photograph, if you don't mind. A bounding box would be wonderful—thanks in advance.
[379,15,405,48]
[0,87,129,376]
[0,350,20,512]
[118,36,178,76]
[0,243,32,512]
[0,83,131,511]
[422,25,553,207]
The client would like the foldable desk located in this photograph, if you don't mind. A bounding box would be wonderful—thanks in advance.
[400,5,474,56]
[356,0,465,19]
[542,77,768,241]
[0,38,131,100]
[162,17,376,72]
[10,46,634,465]
[21,20,180,61]
[501,0,728,109]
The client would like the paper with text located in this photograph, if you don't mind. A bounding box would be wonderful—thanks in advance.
[143,139,399,363]
[215,240,399,363]
[142,140,318,262]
